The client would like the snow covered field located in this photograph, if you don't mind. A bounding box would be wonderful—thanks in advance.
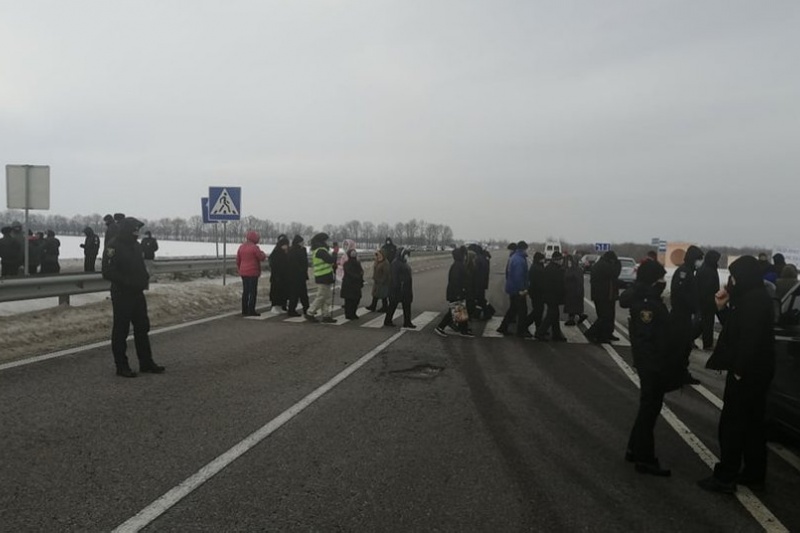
[35,235,278,259]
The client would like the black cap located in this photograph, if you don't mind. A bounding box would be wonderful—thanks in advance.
[516,241,528,250]
[637,260,666,285]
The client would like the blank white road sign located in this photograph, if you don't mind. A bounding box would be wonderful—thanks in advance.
[6,165,50,209]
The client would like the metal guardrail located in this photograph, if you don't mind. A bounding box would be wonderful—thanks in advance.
[0,252,450,305]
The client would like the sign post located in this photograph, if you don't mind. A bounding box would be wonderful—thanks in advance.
[201,197,220,258]
[6,165,50,276]
[207,187,242,285]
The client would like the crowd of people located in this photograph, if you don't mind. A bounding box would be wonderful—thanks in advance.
[0,212,159,277]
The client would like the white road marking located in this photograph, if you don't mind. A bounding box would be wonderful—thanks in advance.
[0,310,242,372]
[560,323,589,344]
[599,342,788,533]
[113,329,408,533]
[481,316,505,338]
[362,310,403,328]
[405,311,439,330]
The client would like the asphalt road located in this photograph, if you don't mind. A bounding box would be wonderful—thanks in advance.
[1,255,799,532]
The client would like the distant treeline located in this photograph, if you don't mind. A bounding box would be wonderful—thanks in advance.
[0,210,456,248]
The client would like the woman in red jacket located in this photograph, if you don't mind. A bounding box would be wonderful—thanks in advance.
[236,231,267,316]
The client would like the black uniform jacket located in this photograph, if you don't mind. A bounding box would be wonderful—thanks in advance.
[102,238,150,293]
[620,282,671,374]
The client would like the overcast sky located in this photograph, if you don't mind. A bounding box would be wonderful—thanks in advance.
[1,1,798,247]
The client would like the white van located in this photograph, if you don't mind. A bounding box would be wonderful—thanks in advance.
[544,241,562,260]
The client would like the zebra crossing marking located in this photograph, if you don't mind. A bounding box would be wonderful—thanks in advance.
[560,323,589,344]
[405,311,439,330]
[481,316,506,338]
[362,310,403,328]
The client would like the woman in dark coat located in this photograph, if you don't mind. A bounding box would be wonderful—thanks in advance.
[268,235,290,310]
[366,250,390,312]
[698,256,776,494]
[341,249,364,319]
[563,254,587,325]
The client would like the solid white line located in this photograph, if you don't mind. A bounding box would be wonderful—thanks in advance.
[598,342,788,532]
[0,310,242,372]
[113,329,408,533]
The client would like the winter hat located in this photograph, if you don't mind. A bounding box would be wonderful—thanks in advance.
[292,234,304,245]
[103,214,114,223]
[516,241,528,250]
[145,231,152,237]
[277,235,290,247]
[246,230,260,244]
[507,242,517,251]
[533,252,545,262]
[113,213,126,222]
[551,251,563,260]
[1,226,11,235]
[636,260,666,285]
[46,229,55,238]
[452,247,466,262]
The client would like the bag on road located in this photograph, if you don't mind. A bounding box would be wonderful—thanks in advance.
[449,300,469,324]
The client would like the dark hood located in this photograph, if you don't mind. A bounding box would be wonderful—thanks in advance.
[532,252,545,264]
[452,247,466,262]
[729,256,764,299]
[601,251,617,263]
[291,234,304,246]
[703,250,721,268]
[684,245,704,267]
[310,232,329,248]
[83,226,95,236]
[117,217,144,243]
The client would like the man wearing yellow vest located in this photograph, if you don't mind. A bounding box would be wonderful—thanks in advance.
[305,232,338,323]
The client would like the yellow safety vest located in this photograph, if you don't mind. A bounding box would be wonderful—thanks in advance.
[312,248,333,278]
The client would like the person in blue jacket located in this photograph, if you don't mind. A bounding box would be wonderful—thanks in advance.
[497,241,531,338]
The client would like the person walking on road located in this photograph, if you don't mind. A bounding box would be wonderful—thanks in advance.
[586,251,622,343]
[435,246,473,337]
[696,250,721,351]
[536,251,567,341]
[497,241,531,338]
[670,245,704,385]
[269,234,290,310]
[341,247,364,319]
[286,234,310,317]
[385,247,415,328]
[526,251,546,329]
[236,230,267,317]
[141,231,159,260]
[81,226,101,272]
[698,256,776,494]
[366,249,390,313]
[619,260,673,477]
[305,232,337,323]
[563,254,588,326]
[102,217,164,378]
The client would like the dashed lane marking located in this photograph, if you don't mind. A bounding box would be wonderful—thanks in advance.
[112,330,409,533]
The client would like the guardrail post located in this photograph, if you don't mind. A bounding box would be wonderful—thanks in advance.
[58,294,70,306]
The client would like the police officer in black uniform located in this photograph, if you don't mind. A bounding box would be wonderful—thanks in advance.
[620,259,673,476]
[670,245,704,385]
[102,217,164,378]
[81,226,101,272]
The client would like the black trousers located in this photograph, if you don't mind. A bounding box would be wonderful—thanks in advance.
[385,297,412,326]
[527,296,544,328]
[627,369,666,464]
[241,276,259,314]
[538,303,563,338]
[700,306,716,348]
[588,299,615,340]
[367,297,388,311]
[288,280,309,313]
[500,294,529,336]
[84,253,97,272]
[344,298,360,318]
[714,373,770,483]
[111,289,154,370]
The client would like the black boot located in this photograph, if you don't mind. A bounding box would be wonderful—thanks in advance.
[116,367,137,378]
[140,361,165,374]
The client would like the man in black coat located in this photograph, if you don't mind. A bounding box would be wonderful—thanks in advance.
[536,251,567,341]
[698,256,776,494]
[586,251,622,343]
[526,252,546,329]
[269,234,290,310]
[696,250,721,351]
[385,247,414,328]
[670,245,704,385]
[141,231,159,260]
[102,217,164,378]
[286,234,310,317]
[381,237,398,264]
[27,231,43,274]
[80,226,101,272]
[619,260,673,477]
[0,226,21,277]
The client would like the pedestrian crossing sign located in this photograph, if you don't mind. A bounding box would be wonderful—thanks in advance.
[208,186,241,221]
